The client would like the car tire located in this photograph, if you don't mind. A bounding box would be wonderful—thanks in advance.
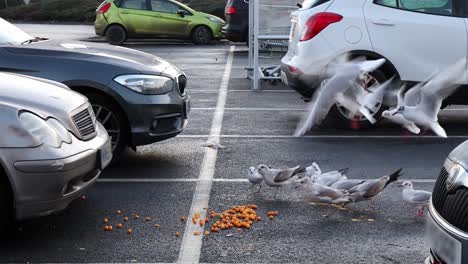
[0,173,12,234]
[106,25,127,45]
[87,94,129,159]
[327,68,389,129]
[192,26,213,45]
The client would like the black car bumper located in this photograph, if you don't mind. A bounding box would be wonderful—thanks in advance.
[222,25,245,42]
[108,81,190,147]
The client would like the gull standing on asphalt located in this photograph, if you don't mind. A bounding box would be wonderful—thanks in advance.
[382,59,466,138]
[400,181,432,217]
[257,164,305,197]
[295,58,393,136]
[295,176,354,205]
[247,167,264,193]
[331,179,366,191]
[305,162,349,187]
[348,169,403,206]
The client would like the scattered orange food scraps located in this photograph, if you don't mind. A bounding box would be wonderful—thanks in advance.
[103,218,109,224]
[145,217,151,222]
[180,216,186,222]
[117,223,123,229]
[116,210,122,215]
[127,229,133,234]
[193,231,201,236]
[124,217,129,222]
[154,224,161,228]
[175,231,181,237]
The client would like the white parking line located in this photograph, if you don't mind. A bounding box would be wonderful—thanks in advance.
[192,107,305,111]
[178,135,468,139]
[189,89,295,93]
[98,178,437,183]
[177,46,235,264]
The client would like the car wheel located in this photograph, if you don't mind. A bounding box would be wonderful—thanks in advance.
[328,68,388,129]
[0,174,12,233]
[192,26,213,45]
[106,25,127,45]
[88,94,129,158]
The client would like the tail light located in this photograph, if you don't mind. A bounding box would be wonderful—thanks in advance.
[300,12,343,42]
[226,6,236,15]
[97,2,111,14]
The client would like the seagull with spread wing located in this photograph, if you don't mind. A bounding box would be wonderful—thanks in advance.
[295,58,393,136]
[382,59,466,138]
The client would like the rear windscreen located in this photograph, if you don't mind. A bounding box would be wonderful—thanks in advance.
[300,0,331,10]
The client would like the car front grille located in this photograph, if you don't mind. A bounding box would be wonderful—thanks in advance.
[177,75,187,95]
[432,166,468,232]
[72,105,97,140]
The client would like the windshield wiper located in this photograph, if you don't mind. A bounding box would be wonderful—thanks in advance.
[20,37,47,45]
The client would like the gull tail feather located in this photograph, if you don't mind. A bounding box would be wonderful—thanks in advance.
[385,168,403,187]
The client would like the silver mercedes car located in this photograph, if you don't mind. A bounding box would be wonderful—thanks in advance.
[0,73,112,230]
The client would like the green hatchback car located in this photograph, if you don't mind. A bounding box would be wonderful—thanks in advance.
[95,0,225,45]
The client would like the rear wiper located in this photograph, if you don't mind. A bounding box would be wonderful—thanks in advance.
[20,37,47,45]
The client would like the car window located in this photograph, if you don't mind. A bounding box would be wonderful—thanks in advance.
[120,0,147,10]
[150,0,185,14]
[300,0,332,10]
[375,0,455,16]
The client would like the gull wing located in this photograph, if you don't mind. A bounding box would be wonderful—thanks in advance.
[411,190,432,203]
[273,166,305,183]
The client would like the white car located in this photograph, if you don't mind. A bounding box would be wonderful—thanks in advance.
[281,0,467,126]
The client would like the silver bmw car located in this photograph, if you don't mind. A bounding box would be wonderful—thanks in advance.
[0,73,112,229]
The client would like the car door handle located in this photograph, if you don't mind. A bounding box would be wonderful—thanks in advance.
[372,18,395,26]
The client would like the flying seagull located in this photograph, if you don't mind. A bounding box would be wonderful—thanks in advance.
[382,59,466,138]
[295,58,392,136]
[400,181,432,217]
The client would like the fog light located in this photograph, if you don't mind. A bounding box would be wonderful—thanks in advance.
[151,120,159,130]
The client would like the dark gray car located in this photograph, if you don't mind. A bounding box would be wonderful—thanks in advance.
[0,18,190,156]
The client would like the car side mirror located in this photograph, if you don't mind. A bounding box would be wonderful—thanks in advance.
[177,10,185,17]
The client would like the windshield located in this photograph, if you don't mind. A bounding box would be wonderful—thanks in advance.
[0,18,35,45]
[300,0,331,10]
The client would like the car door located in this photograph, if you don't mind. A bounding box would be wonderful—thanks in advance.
[363,0,468,83]
[116,0,155,36]
[148,0,192,38]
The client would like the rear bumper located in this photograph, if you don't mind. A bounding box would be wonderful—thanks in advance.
[280,63,320,99]
[94,14,108,36]
[222,24,245,42]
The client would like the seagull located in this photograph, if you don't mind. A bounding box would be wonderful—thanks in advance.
[305,162,349,187]
[382,59,466,138]
[400,181,432,217]
[247,167,263,193]
[331,179,366,191]
[348,169,403,206]
[257,164,305,197]
[295,58,393,136]
[295,176,354,205]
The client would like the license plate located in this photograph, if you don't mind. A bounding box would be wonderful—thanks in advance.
[426,214,462,264]
[99,139,113,170]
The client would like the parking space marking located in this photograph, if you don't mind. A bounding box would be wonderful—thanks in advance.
[178,135,468,139]
[189,90,294,93]
[98,178,436,183]
[192,107,305,111]
[177,46,235,264]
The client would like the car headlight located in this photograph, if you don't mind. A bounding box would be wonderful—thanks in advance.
[47,118,72,144]
[19,112,61,148]
[207,16,224,24]
[114,74,174,95]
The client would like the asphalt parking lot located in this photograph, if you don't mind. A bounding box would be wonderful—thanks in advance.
[2,24,468,263]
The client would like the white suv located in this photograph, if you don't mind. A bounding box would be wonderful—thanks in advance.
[281,0,468,126]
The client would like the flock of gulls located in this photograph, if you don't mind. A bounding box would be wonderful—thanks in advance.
[294,56,467,138]
[248,163,432,217]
